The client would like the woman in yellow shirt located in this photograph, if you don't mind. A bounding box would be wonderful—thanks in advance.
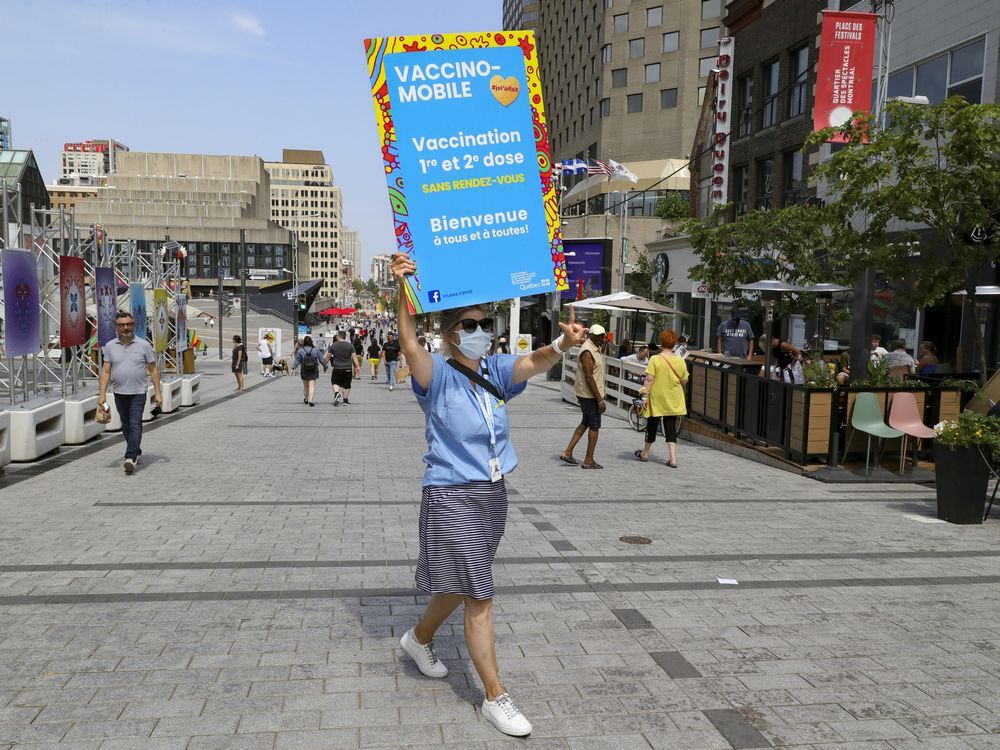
[634,329,688,467]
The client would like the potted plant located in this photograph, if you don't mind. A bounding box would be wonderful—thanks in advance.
[932,411,1000,524]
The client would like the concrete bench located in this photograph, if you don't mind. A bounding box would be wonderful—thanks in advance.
[104,386,157,431]
[0,411,10,471]
[180,375,201,407]
[160,378,183,413]
[64,395,105,444]
[9,399,66,462]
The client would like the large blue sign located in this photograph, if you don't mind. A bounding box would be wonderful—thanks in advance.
[368,32,566,314]
[561,240,611,300]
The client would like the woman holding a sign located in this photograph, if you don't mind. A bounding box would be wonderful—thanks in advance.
[390,252,587,737]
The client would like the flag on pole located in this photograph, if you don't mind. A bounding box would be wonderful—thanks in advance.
[560,158,589,175]
[608,159,638,183]
[588,159,614,179]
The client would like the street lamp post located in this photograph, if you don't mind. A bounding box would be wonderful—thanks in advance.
[289,211,321,346]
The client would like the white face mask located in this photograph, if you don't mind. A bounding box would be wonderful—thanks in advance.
[455,326,491,360]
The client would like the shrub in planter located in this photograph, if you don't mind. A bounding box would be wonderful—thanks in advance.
[932,412,1000,524]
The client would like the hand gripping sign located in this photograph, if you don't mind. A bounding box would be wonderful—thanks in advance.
[365,31,569,314]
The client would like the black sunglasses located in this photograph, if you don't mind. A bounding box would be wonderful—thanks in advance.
[453,318,494,334]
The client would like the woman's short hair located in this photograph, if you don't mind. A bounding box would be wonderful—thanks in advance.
[894,339,907,350]
[302,335,314,347]
[659,330,678,349]
[233,335,242,343]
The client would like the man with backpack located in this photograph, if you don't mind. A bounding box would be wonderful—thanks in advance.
[292,335,326,406]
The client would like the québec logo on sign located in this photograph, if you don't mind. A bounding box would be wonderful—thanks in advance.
[427,290,441,304]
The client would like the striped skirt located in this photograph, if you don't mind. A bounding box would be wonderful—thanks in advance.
[415,480,508,601]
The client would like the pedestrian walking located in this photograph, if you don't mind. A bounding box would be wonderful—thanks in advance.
[381,331,401,390]
[389,252,588,738]
[231,335,246,392]
[559,324,608,469]
[97,311,163,475]
[325,330,361,405]
[634,330,688,468]
[292,335,326,407]
[258,336,275,377]
[367,340,381,381]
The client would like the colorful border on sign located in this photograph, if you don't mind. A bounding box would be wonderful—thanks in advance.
[365,31,568,315]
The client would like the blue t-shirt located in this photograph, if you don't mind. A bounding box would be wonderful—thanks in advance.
[716,319,754,357]
[412,354,527,486]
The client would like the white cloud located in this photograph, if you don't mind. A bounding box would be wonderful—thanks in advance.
[230,13,266,37]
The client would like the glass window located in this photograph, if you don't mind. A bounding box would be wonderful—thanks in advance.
[915,54,947,104]
[948,78,982,104]
[627,93,643,113]
[698,86,706,106]
[614,13,628,33]
[734,165,749,215]
[789,45,809,117]
[756,159,773,210]
[887,68,914,99]
[700,27,719,48]
[612,68,628,87]
[698,56,715,78]
[660,88,678,108]
[736,73,753,137]
[950,38,985,83]
[645,63,660,83]
[647,6,662,27]
[783,150,804,206]
[629,38,644,57]
[601,43,612,63]
[600,98,611,117]
[663,31,679,52]
[763,60,779,127]
[702,0,721,19]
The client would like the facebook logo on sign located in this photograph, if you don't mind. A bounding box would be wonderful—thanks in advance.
[428,290,441,304]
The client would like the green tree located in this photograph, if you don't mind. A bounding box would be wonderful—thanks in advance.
[688,96,1000,379]
[655,192,690,221]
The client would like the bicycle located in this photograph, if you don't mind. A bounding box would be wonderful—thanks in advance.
[627,397,670,438]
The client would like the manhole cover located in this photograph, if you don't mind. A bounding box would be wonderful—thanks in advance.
[620,535,652,545]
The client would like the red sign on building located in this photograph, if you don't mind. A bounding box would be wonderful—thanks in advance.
[814,10,877,142]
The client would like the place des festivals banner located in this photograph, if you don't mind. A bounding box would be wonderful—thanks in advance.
[153,288,169,353]
[365,31,568,314]
[1,249,41,357]
[59,255,87,347]
[175,293,188,353]
[94,267,117,346]
[815,10,877,142]
[129,283,148,340]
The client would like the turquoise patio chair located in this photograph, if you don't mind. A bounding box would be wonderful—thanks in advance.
[845,392,904,476]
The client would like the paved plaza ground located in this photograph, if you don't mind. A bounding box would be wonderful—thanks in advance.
[1,363,999,749]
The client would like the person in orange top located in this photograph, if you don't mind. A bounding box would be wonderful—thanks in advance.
[634,329,688,468]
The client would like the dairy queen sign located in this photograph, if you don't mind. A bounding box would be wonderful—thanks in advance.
[710,36,734,207]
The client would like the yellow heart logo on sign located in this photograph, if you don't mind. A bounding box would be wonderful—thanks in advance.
[490,75,520,106]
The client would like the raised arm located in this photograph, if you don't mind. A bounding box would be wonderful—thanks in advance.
[512,304,589,384]
[390,253,433,390]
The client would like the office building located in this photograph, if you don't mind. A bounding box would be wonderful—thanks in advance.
[69,151,302,296]
[0,117,11,150]
[265,150,345,304]
[341,227,359,284]
[370,254,391,289]
[502,0,538,31]
[60,139,128,179]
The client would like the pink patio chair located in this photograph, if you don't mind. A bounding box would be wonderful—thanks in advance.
[887,392,936,475]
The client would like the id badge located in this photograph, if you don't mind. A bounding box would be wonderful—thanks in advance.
[488,457,502,482]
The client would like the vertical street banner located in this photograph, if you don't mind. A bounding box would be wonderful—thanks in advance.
[94,267,117,346]
[365,31,568,314]
[59,255,87,347]
[175,293,188,353]
[129,283,148,340]
[153,289,170,353]
[814,10,877,141]
[1,249,40,357]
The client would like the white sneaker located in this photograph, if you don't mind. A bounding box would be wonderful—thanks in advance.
[334,392,343,405]
[123,459,135,475]
[481,692,532,737]
[389,384,394,391]
[399,628,448,678]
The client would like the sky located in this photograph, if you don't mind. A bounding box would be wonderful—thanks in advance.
[3,0,501,274]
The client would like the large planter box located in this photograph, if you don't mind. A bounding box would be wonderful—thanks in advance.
[934,444,988,524]
[787,388,835,463]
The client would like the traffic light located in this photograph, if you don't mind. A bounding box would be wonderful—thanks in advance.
[297,295,307,312]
